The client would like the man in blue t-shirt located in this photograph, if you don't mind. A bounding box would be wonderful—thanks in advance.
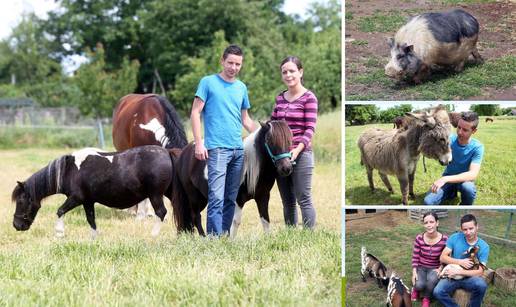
[190,45,255,236]
[434,214,489,307]
[424,111,484,205]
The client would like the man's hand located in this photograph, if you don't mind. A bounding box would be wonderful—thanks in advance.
[459,258,474,269]
[431,177,448,193]
[194,142,208,160]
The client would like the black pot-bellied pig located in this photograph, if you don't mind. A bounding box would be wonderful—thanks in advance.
[385,9,483,84]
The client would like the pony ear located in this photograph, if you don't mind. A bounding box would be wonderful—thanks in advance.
[17,181,24,189]
[259,121,266,128]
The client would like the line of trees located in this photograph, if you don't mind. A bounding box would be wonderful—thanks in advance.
[345,104,514,126]
[0,0,341,120]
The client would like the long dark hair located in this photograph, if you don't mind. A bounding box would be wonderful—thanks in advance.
[280,56,304,84]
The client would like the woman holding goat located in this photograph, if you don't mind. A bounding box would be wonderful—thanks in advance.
[411,212,448,307]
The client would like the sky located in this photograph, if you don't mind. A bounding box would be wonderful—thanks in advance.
[0,0,324,40]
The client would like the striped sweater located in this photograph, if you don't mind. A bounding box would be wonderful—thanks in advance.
[412,233,448,269]
[271,90,318,151]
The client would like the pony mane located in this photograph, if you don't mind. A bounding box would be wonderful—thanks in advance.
[156,96,188,149]
[242,127,261,195]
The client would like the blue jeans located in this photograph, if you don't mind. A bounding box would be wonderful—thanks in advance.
[206,148,244,236]
[424,182,476,205]
[433,276,487,307]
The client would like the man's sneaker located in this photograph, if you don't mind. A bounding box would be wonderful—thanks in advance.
[410,287,419,301]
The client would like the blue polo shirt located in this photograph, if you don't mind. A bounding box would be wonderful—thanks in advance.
[446,232,489,265]
[443,134,484,176]
[195,74,250,150]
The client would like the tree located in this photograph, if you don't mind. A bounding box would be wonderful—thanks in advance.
[470,105,499,116]
[345,105,379,125]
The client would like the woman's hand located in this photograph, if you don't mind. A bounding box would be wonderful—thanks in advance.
[412,270,417,286]
[290,143,304,161]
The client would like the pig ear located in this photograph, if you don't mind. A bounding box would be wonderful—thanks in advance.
[387,37,394,48]
[403,44,414,54]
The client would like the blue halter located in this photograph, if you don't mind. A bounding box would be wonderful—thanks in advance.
[265,143,292,164]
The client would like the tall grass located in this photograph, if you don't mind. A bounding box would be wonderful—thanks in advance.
[345,119,516,205]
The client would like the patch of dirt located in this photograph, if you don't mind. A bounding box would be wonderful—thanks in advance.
[345,1,516,100]
[345,210,412,233]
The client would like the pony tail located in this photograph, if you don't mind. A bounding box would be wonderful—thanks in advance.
[169,151,194,233]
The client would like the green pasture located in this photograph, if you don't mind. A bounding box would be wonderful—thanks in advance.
[345,118,516,205]
[345,210,516,307]
[0,111,341,306]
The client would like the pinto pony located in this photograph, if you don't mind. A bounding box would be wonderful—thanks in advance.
[171,120,293,237]
[11,146,175,238]
[112,94,187,217]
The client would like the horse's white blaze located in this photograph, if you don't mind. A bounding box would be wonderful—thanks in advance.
[72,148,111,170]
[260,217,270,233]
[55,216,65,237]
[242,127,262,195]
[230,205,243,238]
[139,118,169,147]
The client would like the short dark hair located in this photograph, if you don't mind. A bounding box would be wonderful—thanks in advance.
[222,44,243,60]
[460,214,477,227]
[422,211,439,222]
[461,111,479,129]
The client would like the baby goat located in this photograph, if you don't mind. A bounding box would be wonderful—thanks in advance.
[386,272,412,307]
[361,246,389,288]
[439,246,485,280]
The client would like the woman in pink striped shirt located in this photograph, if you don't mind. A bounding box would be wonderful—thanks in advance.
[271,56,317,229]
[411,211,448,307]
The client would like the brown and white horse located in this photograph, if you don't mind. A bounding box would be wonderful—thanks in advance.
[112,94,187,218]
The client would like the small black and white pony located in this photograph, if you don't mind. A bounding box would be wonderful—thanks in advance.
[11,145,175,238]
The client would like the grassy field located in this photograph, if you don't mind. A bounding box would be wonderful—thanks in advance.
[0,111,341,306]
[345,117,516,205]
[345,210,516,307]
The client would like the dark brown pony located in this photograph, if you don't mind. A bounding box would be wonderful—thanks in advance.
[112,94,187,217]
[171,120,294,237]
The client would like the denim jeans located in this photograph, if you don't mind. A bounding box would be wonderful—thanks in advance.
[276,150,316,229]
[414,267,439,298]
[206,148,244,236]
[433,276,487,307]
[424,182,476,205]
